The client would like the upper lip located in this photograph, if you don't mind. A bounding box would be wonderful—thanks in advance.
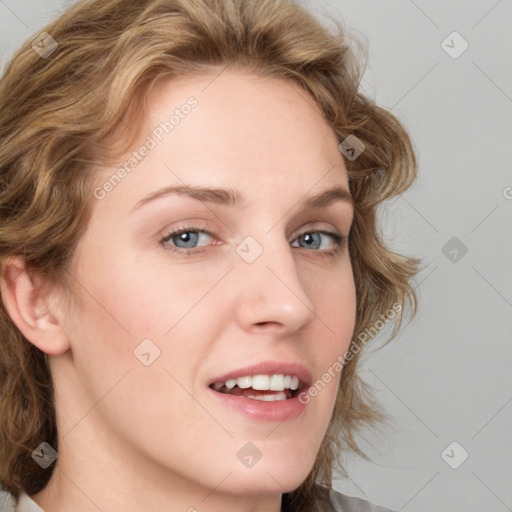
[208,361,312,389]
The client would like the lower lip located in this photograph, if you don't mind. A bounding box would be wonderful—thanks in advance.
[207,387,308,422]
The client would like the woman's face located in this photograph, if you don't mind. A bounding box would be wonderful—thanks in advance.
[56,68,356,502]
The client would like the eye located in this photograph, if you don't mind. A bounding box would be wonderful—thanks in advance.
[291,230,345,251]
[159,226,347,256]
[160,227,214,253]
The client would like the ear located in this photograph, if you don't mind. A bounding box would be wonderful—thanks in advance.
[0,256,71,355]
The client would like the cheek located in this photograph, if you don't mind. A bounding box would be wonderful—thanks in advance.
[72,250,216,340]
[61,266,219,471]
[64,251,227,410]
[307,263,356,404]
[309,261,357,347]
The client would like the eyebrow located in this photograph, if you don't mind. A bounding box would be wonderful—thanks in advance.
[130,184,354,212]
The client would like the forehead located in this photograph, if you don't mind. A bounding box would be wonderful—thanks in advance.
[146,68,343,164]
[92,67,349,213]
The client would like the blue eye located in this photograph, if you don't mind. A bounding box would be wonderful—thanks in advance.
[161,229,213,251]
[291,231,344,251]
[160,226,346,256]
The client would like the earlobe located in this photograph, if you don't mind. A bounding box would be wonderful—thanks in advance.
[0,256,71,356]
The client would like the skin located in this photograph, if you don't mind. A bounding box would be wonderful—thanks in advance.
[2,68,356,512]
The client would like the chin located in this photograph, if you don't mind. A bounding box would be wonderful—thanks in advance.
[222,448,317,496]
[224,470,310,498]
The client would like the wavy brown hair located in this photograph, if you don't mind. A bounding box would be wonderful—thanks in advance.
[0,0,420,510]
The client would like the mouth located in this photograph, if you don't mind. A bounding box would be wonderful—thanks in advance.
[209,374,303,402]
[207,362,312,422]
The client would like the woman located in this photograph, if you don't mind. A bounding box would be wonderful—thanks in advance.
[0,0,419,510]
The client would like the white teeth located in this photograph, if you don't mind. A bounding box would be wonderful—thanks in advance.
[214,374,302,392]
[251,375,270,390]
[269,374,285,391]
[245,391,288,402]
[225,378,237,389]
[236,376,252,389]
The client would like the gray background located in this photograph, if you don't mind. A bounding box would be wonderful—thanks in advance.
[0,1,511,511]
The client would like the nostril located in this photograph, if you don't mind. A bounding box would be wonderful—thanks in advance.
[254,321,284,328]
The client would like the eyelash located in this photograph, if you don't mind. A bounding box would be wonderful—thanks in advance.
[159,224,348,257]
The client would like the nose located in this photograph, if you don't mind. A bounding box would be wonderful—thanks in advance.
[232,235,316,336]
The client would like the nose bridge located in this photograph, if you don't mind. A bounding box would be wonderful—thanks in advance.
[232,230,316,333]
